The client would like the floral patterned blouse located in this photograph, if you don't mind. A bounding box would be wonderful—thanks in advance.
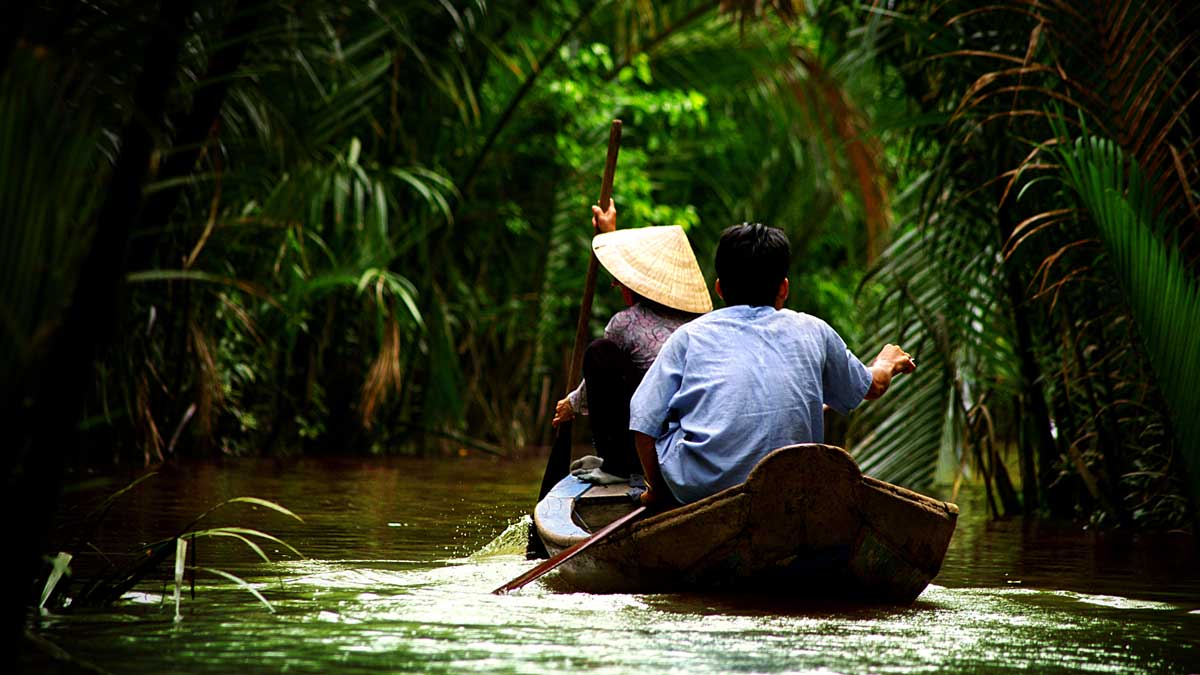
[566,301,696,414]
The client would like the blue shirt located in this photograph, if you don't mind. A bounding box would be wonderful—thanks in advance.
[628,305,872,504]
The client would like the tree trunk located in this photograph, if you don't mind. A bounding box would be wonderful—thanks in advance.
[0,0,29,76]
[4,0,194,657]
[996,185,1058,516]
[129,0,258,270]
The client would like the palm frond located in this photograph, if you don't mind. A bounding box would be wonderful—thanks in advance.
[847,220,1018,490]
[0,51,103,406]
[1050,130,1200,509]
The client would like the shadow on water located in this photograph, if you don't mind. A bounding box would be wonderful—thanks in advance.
[30,456,1200,674]
[642,591,947,619]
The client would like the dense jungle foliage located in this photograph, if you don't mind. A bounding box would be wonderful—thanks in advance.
[3,0,1199,544]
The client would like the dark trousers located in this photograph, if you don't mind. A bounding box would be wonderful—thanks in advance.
[582,338,644,477]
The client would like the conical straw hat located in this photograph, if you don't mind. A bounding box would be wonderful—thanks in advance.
[592,226,712,314]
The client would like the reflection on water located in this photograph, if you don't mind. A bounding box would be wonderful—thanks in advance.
[35,457,1200,674]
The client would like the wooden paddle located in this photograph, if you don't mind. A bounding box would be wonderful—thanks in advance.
[526,119,623,559]
[496,505,646,594]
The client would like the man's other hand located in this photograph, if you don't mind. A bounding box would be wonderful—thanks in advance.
[592,202,616,233]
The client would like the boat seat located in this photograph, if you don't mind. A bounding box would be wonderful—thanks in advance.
[574,482,638,532]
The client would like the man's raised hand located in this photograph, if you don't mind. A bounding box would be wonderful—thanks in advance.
[877,343,916,375]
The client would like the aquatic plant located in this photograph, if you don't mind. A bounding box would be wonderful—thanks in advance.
[41,475,303,614]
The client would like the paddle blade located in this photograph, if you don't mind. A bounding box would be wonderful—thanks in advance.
[537,421,575,501]
[494,505,647,595]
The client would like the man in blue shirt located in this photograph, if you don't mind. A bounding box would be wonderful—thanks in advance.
[628,223,916,506]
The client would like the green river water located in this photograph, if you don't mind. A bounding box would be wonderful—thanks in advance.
[32,457,1200,674]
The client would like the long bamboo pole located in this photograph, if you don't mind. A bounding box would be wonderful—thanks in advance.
[526,120,622,558]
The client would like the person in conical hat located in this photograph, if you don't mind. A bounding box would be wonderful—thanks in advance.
[552,201,711,478]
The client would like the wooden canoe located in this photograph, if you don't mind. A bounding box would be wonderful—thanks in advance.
[534,443,958,603]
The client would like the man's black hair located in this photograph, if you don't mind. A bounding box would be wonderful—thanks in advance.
[714,223,790,306]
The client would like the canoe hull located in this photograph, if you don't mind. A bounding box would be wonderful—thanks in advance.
[535,444,958,603]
